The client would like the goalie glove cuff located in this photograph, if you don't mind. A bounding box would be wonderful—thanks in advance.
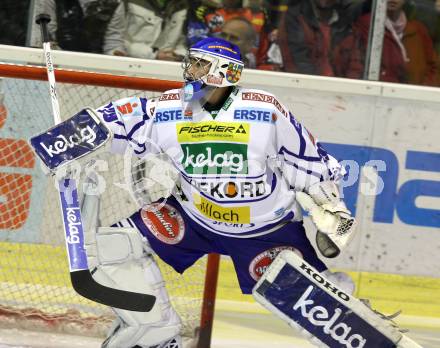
[321,202,351,215]
[308,181,346,208]
[296,189,357,256]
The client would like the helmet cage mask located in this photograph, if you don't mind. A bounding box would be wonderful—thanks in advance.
[181,53,217,102]
[182,49,244,88]
[181,37,244,102]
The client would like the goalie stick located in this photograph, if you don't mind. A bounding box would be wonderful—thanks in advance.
[34,14,156,312]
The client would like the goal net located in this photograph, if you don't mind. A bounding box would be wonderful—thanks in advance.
[0,63,218,347]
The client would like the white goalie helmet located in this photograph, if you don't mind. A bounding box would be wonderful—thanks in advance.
[181,37,244,101]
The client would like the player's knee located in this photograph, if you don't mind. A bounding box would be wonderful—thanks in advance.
[322,270,355,295]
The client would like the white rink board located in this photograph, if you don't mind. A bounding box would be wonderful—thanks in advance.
[0,46,439,277]
[245,79,440,278]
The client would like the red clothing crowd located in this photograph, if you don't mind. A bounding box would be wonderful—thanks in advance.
[2,0,440,87]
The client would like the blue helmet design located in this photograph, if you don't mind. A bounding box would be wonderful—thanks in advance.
[182,37,244,101]
[190,37,243,65]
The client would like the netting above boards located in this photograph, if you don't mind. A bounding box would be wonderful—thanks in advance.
[0,70,209,343]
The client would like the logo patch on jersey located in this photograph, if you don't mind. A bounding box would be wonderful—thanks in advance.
[187,177,269,202]
[242,92,288,117]
[181,143,248,174]
[222,97,233,111]
[154,108,190,123]
[117,102,134,115]
[177,122,249,143]
[193,194,250,223]
[274,207,286,217]
[233,108,274,123]
[249,246,303,281]
[141,203,185,245]
[159,93,180,101]
[212,221,256,228]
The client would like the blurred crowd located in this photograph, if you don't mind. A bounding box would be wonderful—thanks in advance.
[1,0,440,87]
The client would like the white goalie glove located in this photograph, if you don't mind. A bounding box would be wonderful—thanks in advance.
[296,181,357,258]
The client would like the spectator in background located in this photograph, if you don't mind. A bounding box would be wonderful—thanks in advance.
[404,0,440,85]
[355,0,438,86]
[188,0,275,69]
[30,0,126,55]
[205,0,256,33]
[389,0,438,86]
[266,0,290,30]
[242,0,267,34]
[124,0,188,61]
[245,0,284,70]
[187,0,221,46]
[0,0,31,46]
[405,0,440,55]
[278,0,363,79]
[199,0,267,40]
[217,17,257,67]
[249,0,288,71]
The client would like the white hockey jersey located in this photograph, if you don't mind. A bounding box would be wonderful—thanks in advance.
[96,86,343,237]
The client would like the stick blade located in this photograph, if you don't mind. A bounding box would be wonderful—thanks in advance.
[70,270,156,312]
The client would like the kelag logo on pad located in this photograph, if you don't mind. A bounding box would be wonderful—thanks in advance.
[30,109,109,171]
[293,285,367,347]
[38,126,97,158]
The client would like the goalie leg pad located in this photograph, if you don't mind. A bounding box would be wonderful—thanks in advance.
[86,227,181,348]
[253,250,404,348]
[322,270,355,296]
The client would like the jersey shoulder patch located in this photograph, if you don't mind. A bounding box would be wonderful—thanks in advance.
[239,88,289,118]
[112,96,146,118]
[158,89,182,102]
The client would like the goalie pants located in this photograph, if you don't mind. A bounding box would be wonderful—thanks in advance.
[117,196,327,294]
